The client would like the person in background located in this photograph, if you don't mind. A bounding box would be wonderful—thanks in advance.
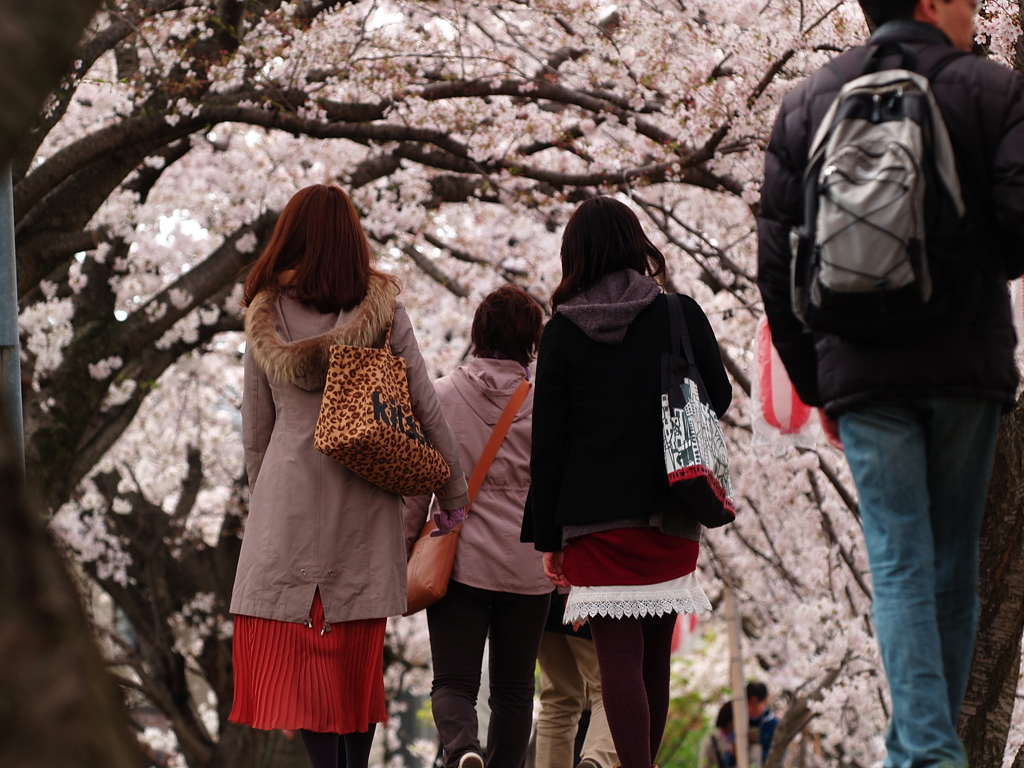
[746,682,779,767]
[405,285,551,768]
[229,184,468,768]
[698,702,735,768]
[524,196,732,768]
[535,588,618,768]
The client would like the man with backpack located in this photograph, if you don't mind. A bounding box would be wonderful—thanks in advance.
[757,1,1024,766]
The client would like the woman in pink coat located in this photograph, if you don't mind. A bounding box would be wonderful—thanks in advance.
[405,286,551,768]
[230,185,468,768]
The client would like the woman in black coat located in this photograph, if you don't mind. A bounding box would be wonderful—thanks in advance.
[524,196,732,768]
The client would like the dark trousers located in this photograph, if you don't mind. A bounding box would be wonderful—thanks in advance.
[427,580,550,768]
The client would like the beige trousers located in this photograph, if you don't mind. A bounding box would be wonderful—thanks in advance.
[535,632,618,768]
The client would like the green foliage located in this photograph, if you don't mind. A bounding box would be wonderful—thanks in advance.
[657,690,712,768]
[417,696,434,727]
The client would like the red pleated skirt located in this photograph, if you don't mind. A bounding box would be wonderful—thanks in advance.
[229,591,387,734]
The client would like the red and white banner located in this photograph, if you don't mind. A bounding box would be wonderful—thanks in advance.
[752,316,843,450]
[671,612,700,657]
[755,316,813,435]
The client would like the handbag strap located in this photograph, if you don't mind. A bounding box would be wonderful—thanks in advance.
[464,378,531,515]
[666,293,696,365]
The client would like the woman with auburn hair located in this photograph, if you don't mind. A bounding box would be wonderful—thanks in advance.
[404,285,550,768]
[229,184,469,768]
[523,196,732,768]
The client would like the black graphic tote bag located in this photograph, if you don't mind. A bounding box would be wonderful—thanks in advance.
[661,295,736,528]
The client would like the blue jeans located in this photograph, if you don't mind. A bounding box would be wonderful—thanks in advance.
[839,398,1000,768]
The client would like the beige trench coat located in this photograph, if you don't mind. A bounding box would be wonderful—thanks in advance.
[231,276,469,625]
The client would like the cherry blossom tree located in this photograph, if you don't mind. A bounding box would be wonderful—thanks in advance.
[13,1,1024,766]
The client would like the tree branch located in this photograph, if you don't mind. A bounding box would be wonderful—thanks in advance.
[398,243,470,298]
[764,661,848,768]
[807,470,872,602]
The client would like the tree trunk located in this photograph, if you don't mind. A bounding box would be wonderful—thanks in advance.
[958,395,1024,766]
[209,724,311,768]
[0,0,103,167]
[0,416,144,768]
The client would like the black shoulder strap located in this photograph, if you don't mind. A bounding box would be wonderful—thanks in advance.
[826,59,847,87]
[860,39,966,81]
[862,39,918,75]
[666,293,695,365]
[925,49,968,80]
[711,736,726,768]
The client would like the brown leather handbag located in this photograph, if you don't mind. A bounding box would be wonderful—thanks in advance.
[405,379,532,615]
[314,326,451,497]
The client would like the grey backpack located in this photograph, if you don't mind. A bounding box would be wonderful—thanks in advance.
[790,43,966,342]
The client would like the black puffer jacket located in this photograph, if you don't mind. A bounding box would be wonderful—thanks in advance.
[757,20,1024,415]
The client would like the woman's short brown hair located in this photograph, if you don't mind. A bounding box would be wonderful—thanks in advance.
[242,184,395,313]
[471,285,543,366]
[550,196,666,310]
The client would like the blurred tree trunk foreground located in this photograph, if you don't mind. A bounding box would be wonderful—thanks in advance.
[0,3,138,766]
[0,415,144,767]
[0,0,103,165]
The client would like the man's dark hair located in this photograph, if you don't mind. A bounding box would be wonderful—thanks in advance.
[747,681,769,703]
[858,0,918,27]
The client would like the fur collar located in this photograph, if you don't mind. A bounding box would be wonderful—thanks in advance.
[245,274,399,385]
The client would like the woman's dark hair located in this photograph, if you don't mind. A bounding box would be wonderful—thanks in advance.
[471,285,543,366]
[859,0,920,27]
[550,196,667,310]
[242,184,396,313]
[715,702,734,731]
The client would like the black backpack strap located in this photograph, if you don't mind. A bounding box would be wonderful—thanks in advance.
[861,38,966,80]
[666,293,696,365]
[712,737,726,768]
[925,49,968,80]
[825,59,847,86]
[861,39,918,74]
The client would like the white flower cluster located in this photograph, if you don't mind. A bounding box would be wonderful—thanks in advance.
[20,295,75,377]
[168,591,223,660]
[137,726,187,768]
[51,497,133,587]
[88,355,123,381]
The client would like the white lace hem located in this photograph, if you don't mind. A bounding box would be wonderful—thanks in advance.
[563,572,712,624]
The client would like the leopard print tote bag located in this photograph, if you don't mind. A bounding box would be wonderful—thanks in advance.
[313,327,451,496]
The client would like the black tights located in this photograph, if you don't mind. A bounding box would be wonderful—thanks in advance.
[300,725,376,768]
[588,613,677,768]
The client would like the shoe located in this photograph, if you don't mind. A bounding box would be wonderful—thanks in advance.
[576,760,603,768]
[457,752,484,768]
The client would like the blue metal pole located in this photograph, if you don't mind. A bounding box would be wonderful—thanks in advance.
[0,165,24,473]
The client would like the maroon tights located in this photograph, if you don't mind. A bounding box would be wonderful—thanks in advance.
[588,613,677,768]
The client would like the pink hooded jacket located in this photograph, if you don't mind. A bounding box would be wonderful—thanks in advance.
[404,357,549,595]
